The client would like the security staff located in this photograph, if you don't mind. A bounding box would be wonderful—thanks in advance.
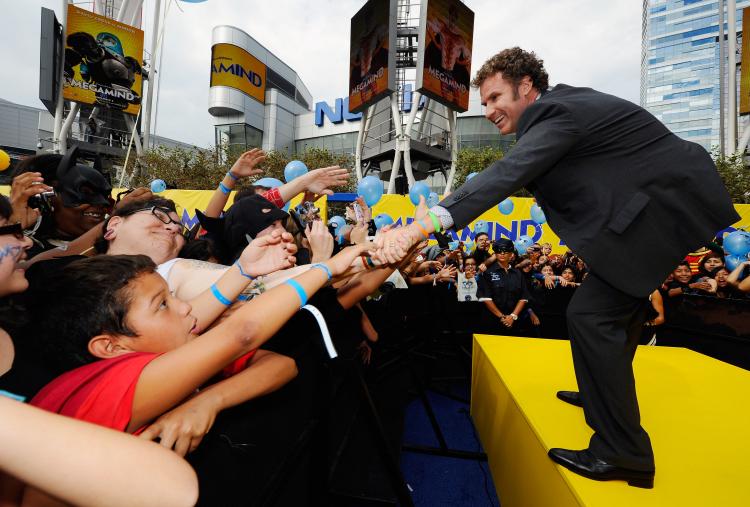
[477,238,530,334]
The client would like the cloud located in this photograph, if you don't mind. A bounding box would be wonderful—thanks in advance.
[4,1,640,147]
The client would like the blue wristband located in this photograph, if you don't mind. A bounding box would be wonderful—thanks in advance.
[226,171,239,182]
[218,182,232,195]
[234,261,255,280]
[285,279,308,307]
[210,283,232,306]
[311,263,332,280]
[237,293,251,301]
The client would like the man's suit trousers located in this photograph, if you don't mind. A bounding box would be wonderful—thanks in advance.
[566,272,655,472]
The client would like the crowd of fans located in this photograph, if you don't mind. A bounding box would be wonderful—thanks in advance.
[0,148,748,506]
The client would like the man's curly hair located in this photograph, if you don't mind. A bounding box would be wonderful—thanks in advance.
[472,47,549,97]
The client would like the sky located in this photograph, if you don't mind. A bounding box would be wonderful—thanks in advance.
[2,0,641,148]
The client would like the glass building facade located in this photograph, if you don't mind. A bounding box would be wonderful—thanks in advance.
[642,0,750,151]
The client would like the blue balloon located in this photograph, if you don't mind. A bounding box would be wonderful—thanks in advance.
[150,179,166,193]
[284,160,308,182]
[464,241,475,254]
[254,177,283,188]
[530,203,547,224]
[329,215,346,231]
[498,198,514,215]
[474,220,489,235]
[467,172,478,181]
[725,254,746,272]
[427,192,440,208]
[373,213,394,230]
[723,230,750,258]
[357,175,384,207]
[513,235,533,255]
[409,181,431,205]
[448,241,460,250]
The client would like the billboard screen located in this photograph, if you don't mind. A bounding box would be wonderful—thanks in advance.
[740,7,750,114]
[210,43,267,104]
[415,0,474,112]
[348,0,397,114]
[62,4,144,115]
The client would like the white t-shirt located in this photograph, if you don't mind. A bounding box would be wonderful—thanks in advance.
[457,272,478,302]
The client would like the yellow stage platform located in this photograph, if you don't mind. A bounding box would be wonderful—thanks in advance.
[470,335,750,507]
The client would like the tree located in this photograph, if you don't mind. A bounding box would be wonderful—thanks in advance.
[453,145,531,196]
[712,149,750,204]
[127,145,355,192]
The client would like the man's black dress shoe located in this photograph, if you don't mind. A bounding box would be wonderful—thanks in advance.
[548,448,654,488]
[556,390,583,407]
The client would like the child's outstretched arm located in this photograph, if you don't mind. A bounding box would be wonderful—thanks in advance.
[129,243,373,432]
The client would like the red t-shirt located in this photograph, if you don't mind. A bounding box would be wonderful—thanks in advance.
[30,352,158,432]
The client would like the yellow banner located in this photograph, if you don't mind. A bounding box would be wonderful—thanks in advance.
[210,43,266,104]
[0,186,746,252]
[63,5,144,115]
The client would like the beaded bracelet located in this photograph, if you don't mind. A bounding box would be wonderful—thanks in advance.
[285,279,308,307]
[234,261,255,281]
[225,171,239,182]
[414,220,430,239]
[218,182,232,195]
[210,283,232,306]
[311,263,332,280]
[427,211,442,233]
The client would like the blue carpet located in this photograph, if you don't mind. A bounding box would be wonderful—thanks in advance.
[401,389,500,506]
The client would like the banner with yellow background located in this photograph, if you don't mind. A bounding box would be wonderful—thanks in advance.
[0,187,746,252]
[210,43,266,104]
[63,5,144,115]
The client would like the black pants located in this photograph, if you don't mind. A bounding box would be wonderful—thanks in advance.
[566,272,655,472]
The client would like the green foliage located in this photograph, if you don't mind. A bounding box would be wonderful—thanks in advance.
[712,148,750,204]
[128,145,355,192]
[454,145,531,196]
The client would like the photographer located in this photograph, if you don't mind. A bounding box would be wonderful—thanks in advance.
[11,150,114,257]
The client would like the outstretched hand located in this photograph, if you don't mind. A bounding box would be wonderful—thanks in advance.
[303,166,350,196]
[238,229,297,277]
[230,148,266,179]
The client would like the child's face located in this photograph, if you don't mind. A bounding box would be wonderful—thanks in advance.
[0,219,33,297]
[541,265,554,277]
[673,265,692,284]
[116,273,198,353]
[542,243,552,256]
[561,268,575,282]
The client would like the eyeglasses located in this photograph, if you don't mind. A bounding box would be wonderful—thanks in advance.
[0,222,24,240]
[124,206,187,235]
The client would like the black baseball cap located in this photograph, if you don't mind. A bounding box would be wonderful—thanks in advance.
[197,194,288,263]
[492,238,515,253]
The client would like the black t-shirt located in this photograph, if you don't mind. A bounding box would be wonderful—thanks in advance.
[477,263,531,314]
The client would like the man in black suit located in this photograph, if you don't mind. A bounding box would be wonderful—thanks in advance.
[375,47,740,488]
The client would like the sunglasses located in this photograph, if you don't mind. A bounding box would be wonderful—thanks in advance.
[0,223,24,240]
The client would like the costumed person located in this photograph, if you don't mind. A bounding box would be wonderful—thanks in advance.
[373,47,739,488]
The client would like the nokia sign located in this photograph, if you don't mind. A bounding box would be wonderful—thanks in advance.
[315,84,427,127]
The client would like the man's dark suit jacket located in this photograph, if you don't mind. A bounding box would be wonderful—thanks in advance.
[440,84,740,297]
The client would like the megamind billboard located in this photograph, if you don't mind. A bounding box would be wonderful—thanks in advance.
[348,0,397,114]
[62,4,144,115]
[415,0,474,112]
[210,43,267,104]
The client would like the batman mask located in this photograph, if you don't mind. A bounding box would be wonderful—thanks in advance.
[55,147,113,209]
